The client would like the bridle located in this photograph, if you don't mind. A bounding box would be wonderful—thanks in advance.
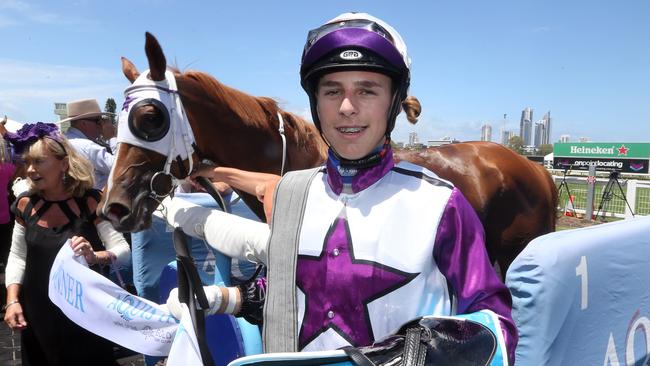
[117,70,197,200]
[117,69,288,210]
[277,111,287,176]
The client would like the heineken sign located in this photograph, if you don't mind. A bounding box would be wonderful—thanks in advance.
[554,143,650,159]
[554,142,650,173]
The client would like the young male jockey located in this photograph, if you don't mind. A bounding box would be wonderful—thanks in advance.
[165,12,517,364]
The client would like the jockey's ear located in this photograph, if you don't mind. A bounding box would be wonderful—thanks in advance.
[121,57,140,83]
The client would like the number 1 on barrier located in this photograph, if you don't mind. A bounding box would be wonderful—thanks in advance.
[575,256,588,310]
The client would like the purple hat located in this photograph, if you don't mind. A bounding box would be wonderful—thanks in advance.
[3,122,63,155]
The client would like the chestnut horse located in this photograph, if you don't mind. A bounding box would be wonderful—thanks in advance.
[100,33,557,273]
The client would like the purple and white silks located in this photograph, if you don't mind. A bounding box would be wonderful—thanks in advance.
[294,146,517,363]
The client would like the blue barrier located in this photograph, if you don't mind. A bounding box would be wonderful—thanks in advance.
[506,217,650,365]
[159,262,263,365]
[131,192,263,365]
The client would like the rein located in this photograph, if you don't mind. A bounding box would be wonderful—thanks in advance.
[277,111,287,176]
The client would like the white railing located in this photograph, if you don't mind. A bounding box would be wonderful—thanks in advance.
[553,175,650,219]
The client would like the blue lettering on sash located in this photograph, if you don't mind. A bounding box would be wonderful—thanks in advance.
[158,311,178,324]
[106,294,174,323]
[50,264,85,313]
[75,280,84,312]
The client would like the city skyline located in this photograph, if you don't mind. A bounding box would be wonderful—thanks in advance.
[1,1,649,144]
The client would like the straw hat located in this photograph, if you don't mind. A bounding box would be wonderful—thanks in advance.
[59,99,114,123]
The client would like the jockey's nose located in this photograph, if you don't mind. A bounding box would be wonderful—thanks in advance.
[339,97,357,117]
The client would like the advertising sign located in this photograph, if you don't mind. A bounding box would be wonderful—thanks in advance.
[554,143,650,173]
[554,143,650,159]
[553,157,649,173]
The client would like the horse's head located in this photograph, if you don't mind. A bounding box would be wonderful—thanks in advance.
[99,33,196,232]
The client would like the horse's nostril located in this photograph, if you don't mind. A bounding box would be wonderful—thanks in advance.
[108,204,130,219]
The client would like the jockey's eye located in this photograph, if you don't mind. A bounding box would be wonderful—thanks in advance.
[128,98,170,142]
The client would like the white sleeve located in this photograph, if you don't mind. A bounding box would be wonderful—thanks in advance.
[96,221,131,266]
[5,223,27,286]
[89,144,115,177]
[159,196,269,264]
[109,138,118,154]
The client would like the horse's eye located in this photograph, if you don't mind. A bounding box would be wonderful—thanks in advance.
[128,98,170,142]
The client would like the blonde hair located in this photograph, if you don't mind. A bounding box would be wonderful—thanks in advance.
[24,136,95,197]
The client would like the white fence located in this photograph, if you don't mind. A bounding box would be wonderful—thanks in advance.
[553,175,650,219]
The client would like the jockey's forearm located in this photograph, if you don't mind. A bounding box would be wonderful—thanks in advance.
[201,208,269,264]
[162,196,269,264]
[209,167,279,197]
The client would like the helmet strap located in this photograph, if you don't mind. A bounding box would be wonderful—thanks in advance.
[333,140,391,170]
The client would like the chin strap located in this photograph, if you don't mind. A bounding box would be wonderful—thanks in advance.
[333,140,391,170]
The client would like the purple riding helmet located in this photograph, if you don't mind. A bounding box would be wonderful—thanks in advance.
[300,12,411,138]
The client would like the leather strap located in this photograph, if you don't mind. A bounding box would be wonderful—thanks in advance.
[402,327,427,366]
[262,167,321,352]
[343,347,376,366]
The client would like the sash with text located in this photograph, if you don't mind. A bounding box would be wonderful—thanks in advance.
[48,242,180,356]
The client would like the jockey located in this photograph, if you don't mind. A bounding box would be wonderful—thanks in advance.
[165,12,517,364]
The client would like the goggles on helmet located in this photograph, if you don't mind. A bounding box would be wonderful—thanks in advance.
[304,19,395,53]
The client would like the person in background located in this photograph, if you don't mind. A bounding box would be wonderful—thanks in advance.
[0,137,16,260]
[0,136,16,299]
[0,120,18,304]
[60,99,116,190]
[164,12,517,364]
[100,112,118,154]
[3,122,130,365]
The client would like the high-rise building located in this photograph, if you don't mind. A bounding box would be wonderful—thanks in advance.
[534,122,545,147]
[480,123,492,142]
[559,134,570,143]
[540,111,551,145]
[54,102,70,131]
[408,132,419,146]
[519,107,533,146]
[501,130,515,145]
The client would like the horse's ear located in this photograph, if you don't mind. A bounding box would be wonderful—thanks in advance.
[145,32,167,81]
[121,57,140,83]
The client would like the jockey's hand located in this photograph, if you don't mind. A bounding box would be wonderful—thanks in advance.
[165,285,239,319]
[189,163,219,182]
[4,301,27,330]
[255,179,279,222]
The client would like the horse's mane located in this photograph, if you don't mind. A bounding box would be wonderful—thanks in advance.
[180,70,316,133]
[179,69,326,157]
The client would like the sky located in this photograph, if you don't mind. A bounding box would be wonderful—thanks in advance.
[1,0,649,144]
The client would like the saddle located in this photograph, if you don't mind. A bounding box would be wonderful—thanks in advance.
[344,316,497,366]
[229,316,498,366]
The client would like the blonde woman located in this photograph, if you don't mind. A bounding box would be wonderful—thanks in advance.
[2,122,129,365]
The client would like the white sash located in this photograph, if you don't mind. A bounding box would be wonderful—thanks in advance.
[166,303,203,365]
[48,242,179,356]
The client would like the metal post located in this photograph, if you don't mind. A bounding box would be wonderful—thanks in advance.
[585,164,597,221]
[625,180,637,219]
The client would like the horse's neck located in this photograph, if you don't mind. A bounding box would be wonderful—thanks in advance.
[181,74,326,171]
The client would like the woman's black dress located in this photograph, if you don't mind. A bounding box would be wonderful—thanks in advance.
[12,190,117,366]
